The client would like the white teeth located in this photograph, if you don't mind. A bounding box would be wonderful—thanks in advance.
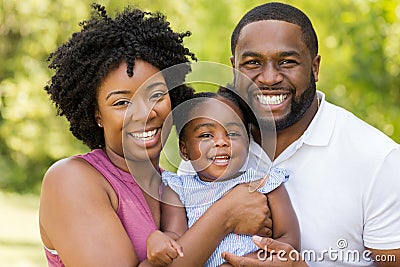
[213,156,230,162]
[257,94,287,105]
[131,129,157,141]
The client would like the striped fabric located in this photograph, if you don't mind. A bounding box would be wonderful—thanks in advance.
[161,167,288,266]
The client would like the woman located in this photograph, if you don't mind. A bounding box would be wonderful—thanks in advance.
[39,4,271,266]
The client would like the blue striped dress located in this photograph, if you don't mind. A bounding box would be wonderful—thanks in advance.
[161,167,289,267]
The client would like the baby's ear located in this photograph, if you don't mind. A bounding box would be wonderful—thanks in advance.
[179,140,189,161]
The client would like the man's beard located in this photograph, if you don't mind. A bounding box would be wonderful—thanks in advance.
[255,73,317,132]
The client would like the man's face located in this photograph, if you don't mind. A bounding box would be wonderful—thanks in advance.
[231,20,320,131]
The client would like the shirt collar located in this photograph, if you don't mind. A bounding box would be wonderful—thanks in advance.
[301,91,336,146]
[245,91,337,167]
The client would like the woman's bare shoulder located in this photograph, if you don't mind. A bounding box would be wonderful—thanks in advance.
[41,156,104,194]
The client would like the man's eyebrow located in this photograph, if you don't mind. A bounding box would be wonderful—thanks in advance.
[240,50,301,58]
[240,51,263,58]
[279,50,301,57]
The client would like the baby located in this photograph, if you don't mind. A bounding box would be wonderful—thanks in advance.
[147,91,299,266]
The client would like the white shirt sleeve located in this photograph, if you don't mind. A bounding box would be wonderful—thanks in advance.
[363,146,400,249]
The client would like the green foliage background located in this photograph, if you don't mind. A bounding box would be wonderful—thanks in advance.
[0,0,399,193]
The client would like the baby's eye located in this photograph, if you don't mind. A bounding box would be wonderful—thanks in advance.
[199,133,212,138]
[227,132,240,137]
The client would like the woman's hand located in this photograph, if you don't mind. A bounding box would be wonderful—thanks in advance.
[222,236,309,267]
[220,183,272,237]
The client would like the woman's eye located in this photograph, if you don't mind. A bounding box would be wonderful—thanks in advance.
[149,92,167,101]
[113,100,131,106]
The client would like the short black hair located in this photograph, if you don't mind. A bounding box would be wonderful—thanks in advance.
[173,89,252,141]
[45,3,196,149]
[231,2,318,57]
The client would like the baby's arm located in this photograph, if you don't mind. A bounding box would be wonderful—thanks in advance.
[146,186,187,266]
[146,230,183,266]
[267,184,301,251]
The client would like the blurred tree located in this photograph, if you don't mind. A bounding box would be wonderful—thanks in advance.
[0,0,399,193]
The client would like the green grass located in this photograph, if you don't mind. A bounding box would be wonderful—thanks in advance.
[0,191,47,267]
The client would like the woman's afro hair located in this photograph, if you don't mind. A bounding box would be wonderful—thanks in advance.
[45,3,196,149]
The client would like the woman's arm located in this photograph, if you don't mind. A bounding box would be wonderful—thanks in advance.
[161,186,189,237]
[144,186,187,266]
[267,184,300,251]
[39,158,138,267]
[167,183,272,266]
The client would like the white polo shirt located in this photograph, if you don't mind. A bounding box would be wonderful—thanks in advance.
[178,91,400,266]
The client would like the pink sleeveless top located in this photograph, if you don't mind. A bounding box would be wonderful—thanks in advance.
[44,149,158,266]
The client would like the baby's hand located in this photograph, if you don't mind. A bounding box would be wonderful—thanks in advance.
[146,230,183,266]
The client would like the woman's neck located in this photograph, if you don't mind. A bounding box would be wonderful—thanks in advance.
[103,147,161,190]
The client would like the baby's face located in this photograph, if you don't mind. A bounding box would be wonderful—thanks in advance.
[180,98,249,182]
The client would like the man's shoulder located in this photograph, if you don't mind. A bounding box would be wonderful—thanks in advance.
[325,101,397,155]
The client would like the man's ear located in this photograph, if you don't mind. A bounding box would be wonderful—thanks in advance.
[230,56,235,68]
[312,55,321,82]
[179,140,189,161]
[230,56,237,87]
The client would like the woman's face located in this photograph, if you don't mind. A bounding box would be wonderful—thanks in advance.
[96,60,171,167]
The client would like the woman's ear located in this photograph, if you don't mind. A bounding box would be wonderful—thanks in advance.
[179,140,189,161]
[95,109,103,128]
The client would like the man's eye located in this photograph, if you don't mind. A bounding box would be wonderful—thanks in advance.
[241,60,262,70]
[245,60,260,65]
[280,59,297,65]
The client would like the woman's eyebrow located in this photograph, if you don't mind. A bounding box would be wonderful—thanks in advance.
[106,90,131,100]
[146,81,167,90]
[105,82,167,100]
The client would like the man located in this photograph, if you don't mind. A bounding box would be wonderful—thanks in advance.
[222,2,400,267]
[179,2,400,266]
